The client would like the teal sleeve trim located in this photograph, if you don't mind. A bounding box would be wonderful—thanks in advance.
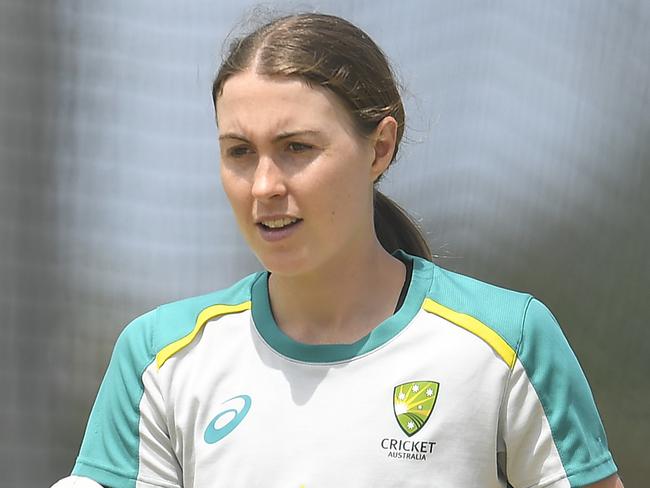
[72,309,158,488]
[567,454,618,488]
[72,460,137,488]
[518,298,617,487]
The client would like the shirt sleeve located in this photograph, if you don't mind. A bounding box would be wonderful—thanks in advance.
[499,298,618,488]
[71,310,182,488]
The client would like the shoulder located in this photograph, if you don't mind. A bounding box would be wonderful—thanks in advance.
[113,271,263,369]
[418,257,594,404]
[414,255,558,366]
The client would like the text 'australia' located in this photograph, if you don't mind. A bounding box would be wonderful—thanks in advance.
[381,438,436,461]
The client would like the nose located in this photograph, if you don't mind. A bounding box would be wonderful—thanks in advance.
[251,154,287,201]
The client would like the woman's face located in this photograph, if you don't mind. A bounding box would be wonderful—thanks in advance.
[216,71,386,277]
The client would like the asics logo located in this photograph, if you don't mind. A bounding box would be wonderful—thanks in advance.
[204,394,252,444]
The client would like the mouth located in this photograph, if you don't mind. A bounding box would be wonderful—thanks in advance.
[257,217,302,230]
[256,216,303,242]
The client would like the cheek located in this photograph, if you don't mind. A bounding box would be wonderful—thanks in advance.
[331,156,372,202]
[312,169,370,227]
[220,169,250,214]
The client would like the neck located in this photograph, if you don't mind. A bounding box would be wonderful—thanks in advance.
[268,243,406,345]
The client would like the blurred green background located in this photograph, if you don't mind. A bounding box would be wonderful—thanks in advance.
[0,1,647,486]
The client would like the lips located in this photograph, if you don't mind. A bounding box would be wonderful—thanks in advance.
[256,216,303,242]
[259,216,300,229]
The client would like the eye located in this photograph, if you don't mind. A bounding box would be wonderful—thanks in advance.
[227,145,253,158]
[287,142,313,153]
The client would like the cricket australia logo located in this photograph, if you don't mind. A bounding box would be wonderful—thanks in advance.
[380,381,439,461]
[393,381,439,436]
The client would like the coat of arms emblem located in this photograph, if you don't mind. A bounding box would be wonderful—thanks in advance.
[393,381,439,436]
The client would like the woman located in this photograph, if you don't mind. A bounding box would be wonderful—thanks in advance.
[53,12,622,488]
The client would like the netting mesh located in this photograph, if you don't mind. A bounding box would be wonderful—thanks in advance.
[0,1,647,486]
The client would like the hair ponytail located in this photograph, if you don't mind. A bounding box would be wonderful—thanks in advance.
[373,190,432,261]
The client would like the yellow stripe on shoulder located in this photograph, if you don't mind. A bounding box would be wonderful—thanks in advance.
[422,298,516,368]
[156,301,252,369]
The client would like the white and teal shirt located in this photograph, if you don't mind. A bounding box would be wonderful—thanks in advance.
[68,251,617,487]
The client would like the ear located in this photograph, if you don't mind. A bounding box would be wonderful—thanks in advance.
[369,116,398,182]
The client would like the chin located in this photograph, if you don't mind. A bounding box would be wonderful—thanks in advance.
[255,249,312,277]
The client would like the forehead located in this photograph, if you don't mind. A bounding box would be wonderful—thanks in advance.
[215,71,356,136]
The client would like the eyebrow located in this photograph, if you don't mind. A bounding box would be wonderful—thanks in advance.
[218,130,321,142]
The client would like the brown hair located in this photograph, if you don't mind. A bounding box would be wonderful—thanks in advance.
[212,12,431,260]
